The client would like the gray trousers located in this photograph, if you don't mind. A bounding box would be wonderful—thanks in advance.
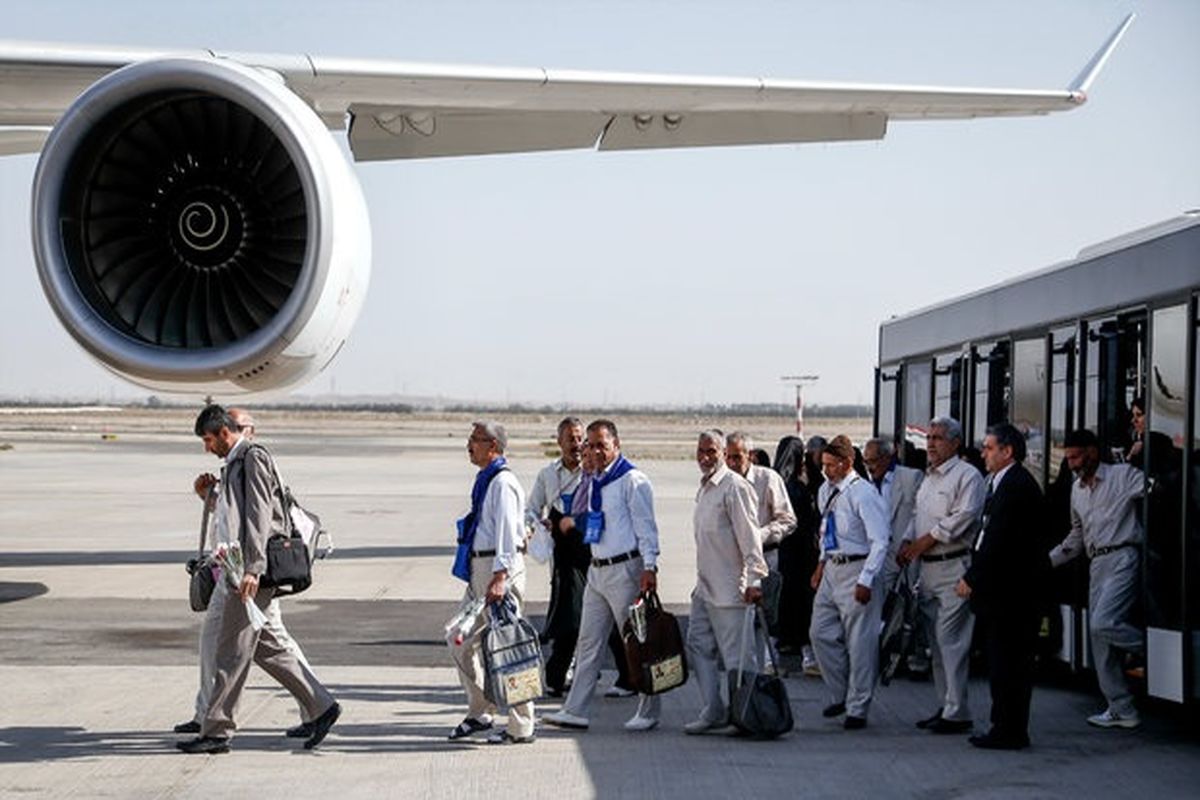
[687,596,757,724]
[810,560,882,718]
[561,557,661,722]
[193,580,314,723]
[1089,547,1143,716]
[445,555,535,737]
[918,555,975,721]
[201,582,334,740]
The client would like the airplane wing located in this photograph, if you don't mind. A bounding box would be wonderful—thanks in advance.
[0,14,1133,161]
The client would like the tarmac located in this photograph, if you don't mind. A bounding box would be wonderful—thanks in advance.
[1,409,1197,799]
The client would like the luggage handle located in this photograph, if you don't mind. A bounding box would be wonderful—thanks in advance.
[733,604,779,691]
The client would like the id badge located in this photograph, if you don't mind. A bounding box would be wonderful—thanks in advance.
[821,512,839,552]
[583,510,605,544]
[455,516,466,542]
[560,492,575,514]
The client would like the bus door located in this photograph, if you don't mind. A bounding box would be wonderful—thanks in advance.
[969,341,1010,455]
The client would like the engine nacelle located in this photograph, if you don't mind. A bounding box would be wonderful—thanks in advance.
[32,57,370,395]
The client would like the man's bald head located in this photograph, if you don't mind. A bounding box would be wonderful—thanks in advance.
[228,408,255,439]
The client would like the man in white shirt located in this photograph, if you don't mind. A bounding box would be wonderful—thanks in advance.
[526,417,588,696]
[898,417,985,735]
[445,420,535,744]
[685,431,768,734]
[1049,428,1145,729]
[725,431,796,571]
[544,419,662,733]
[862,437,922,595]
[809,435,890,730]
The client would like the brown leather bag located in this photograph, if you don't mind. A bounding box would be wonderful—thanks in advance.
[621,590,688,695]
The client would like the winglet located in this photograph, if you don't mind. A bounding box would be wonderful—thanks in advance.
[1068,13,1135,100]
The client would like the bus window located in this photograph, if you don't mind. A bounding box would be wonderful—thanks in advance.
[1013,337,1047,487]
[876,365,900,448]
[1048,326,1077,485]
[903,360,932,468]
[934,352,965,422]
[1083,312,1145,457]
[971,341,1010,449]
[1145,305,1186,633]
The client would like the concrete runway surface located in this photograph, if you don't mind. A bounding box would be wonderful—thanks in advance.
[1,408,1196,799]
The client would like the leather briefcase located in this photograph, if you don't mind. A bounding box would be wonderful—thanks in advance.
[622,590,688,695]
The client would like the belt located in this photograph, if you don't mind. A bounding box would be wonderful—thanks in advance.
[592,548,640,568]
[763,542,780,553]
[827,552,867,565]
[921,548,970,563]
[471,547,526,558]
[1089,541,1139,558]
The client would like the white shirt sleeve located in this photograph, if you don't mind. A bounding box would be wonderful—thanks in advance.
[490,476,525,574]
[628,472,661,570]
[856,483,892,588]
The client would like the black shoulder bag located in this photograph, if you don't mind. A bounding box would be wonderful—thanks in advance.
[186,486,216,612]
[242,444,313,597]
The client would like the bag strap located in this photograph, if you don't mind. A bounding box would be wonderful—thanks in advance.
[239,443,295,538]
[735,605,756,690]
[756,604,781,673]
[197,485,214,559]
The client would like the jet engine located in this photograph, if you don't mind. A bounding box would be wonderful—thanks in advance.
[31,56,370,395]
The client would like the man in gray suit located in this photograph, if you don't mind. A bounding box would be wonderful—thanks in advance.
[862,438,922,596]
[178,404,340,754]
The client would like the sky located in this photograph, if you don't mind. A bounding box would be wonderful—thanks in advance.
[0,0,1197,407]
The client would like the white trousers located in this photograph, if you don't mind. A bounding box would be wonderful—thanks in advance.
[193,579,314,723]
[444,556,535,737]
[561,556,661,722]
[687,596,758,724]
[809,559,882,718]
[918,556,975,721]
[1089,547,1142,716]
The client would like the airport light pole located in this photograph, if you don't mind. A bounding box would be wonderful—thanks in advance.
[781,375,819,437]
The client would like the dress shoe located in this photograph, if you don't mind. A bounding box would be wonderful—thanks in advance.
[176,736,230,754]
[286,721,315,738]
[915,709,943,730]
[843,716,867,730]
[928,717,973,735]
[448,715,493,740]
[542,710,589,730]
[304,701,341,750]
[969,732,1029,751]
[486,730,535,744]
[623,714,659,732]
[822,702,845,718]
[173,720,201,734]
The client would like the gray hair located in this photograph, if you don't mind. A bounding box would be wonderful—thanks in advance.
[698,429,726,448]
[471,420,508,453]
[864,437,894,458]
[929,416,963,442]
[557,416,583,435]
[726,430,752,450]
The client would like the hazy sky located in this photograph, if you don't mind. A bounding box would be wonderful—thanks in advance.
[0,0,1196,407]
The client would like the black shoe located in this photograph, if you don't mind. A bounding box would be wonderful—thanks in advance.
[843,716,867,730]
[448,716,494,740]
[176,736,230,754]
[929,718,973,735]
[173,720,201,734]
[969,732,1029,751]
[822,702,846,718]
[915,709,943,730]
[286,721,315,738]
[304,701,341,750]
[545,686,565,699]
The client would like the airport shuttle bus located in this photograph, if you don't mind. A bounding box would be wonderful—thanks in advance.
[874,213,1200,708]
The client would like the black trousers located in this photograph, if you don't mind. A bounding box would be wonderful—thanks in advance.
[776,530,818,647]
[980,608,1039,742]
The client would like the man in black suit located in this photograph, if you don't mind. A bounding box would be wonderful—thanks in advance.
[956,423,1044,750]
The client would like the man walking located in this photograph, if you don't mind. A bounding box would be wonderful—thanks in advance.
[544,419,662,732]
[685,431,768,734]
[446,421,536,744]
[898,418,985,734]
[179,405,339,754]
[725,431,796,572]
[958,424,1045,750]
[809,435,890,730]
[1050,429,1145,729]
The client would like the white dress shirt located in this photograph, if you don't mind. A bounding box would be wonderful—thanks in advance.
[589,458,660,570]
[817,472,890,588]
[745,464,797,548]
[1050,462,1144,566]
[693,465,768,606]
[913,456,986,554]
[525,458,583,531]
[470,469,527,575]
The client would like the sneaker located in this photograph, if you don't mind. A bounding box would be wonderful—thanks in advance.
[604,684,637,699]
[623,714,659,732]
[542,710,589,730]
[1086,708,1141,729]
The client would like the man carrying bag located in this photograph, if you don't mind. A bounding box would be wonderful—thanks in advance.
[622,590,688,696]
[727,605,794,738]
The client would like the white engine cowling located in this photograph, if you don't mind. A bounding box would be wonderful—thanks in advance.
[32,57,370,395]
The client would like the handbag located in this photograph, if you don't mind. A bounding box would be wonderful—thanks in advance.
[621,590,688,695]
[727,605,794,738]
[243,445,313,597]
[185,486,216,612]
[482,596,544,706]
